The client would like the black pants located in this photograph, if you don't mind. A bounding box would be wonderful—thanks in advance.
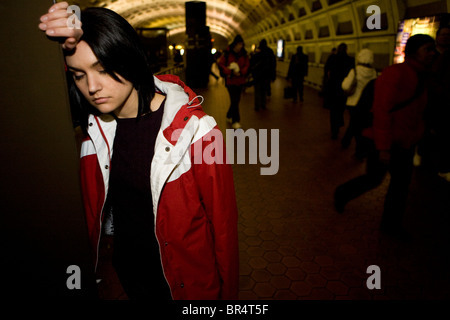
[292,77,305,102]
[341,108,369,158]
[330,103,346,139]
[254,79,270,110]
[335,140,415,231]
[226,84,243,123]
[112,232,172,300]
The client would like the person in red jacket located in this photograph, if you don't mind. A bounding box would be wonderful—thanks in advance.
[334,34,436,237]
[218,35,250,129]
[39,2,239,300]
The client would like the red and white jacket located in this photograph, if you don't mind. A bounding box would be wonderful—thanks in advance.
[79,74,239,300]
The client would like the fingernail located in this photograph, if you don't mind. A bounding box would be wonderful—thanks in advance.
[48,29,55,35]
[42,15,48,21]
[39,23,47,29]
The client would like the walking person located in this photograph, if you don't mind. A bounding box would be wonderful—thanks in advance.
[324,43,354,139]
[218,35,250,129]
[334,34,436,237]
[250,39,276,111]
[341,48,378,159]
[287,46,308,103]
[39,2,239,300]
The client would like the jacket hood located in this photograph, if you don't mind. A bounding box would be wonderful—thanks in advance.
[357,48,374,65]
[153,74,204,131]
[356,64,377,79]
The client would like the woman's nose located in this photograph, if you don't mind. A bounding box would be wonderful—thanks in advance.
[88,75,102,94]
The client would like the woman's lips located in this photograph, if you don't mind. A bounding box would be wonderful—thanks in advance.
[93,97,109,104]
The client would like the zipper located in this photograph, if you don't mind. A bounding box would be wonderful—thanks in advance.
[92,116,112,272]
[154,217,174,299]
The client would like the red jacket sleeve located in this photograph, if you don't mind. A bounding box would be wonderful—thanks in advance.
[192,126,239,300]
[218,53,232,77]
[239,55,250,77]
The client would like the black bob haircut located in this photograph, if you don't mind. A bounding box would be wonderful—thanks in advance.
[404,33,435,57]
[66,7,155,131]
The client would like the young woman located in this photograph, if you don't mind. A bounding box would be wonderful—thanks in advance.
[218,35,250,129]
[39,2,239,300]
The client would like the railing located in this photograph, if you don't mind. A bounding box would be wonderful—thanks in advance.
[154,63,185,76]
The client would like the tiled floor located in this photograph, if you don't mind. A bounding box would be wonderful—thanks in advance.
[97,70,450,300]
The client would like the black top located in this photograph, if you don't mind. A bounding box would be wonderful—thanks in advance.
[108,99,172,299]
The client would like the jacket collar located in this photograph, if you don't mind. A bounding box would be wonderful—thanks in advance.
[154,74,205,146]
[86,74,206,161]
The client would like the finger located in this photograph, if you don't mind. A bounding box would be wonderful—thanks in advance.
[62,38,78,51]
[43,17,73,31]
[48,1,69,13]
[40,9,70,24]
[45,26,82,39]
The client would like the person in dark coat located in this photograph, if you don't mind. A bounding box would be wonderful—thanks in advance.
[324,43,354,139]
[250,39,276,110]
[287,46,308,103]
[427,25,450,182]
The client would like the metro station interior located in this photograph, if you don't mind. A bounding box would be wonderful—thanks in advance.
[1,0,450,302]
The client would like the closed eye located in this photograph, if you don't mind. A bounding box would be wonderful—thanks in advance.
[73,73,85,81]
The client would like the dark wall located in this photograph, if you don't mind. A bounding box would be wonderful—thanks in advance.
[0,0,97,299]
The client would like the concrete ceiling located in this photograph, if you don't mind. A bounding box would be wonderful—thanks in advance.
[71,0,292,48]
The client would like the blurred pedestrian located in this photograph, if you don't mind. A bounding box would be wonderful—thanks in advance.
[324,43,354,139]
[250,39,276,110]
[218,35,250,129]
[321,47,336,100]
[341,48,378,159]
[287,46,308,103]
[334,34,436,237]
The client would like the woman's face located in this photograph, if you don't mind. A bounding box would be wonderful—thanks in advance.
[65,41,138,118]
[233,42,244,53]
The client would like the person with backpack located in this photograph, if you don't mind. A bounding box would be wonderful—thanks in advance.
[334,34,436,238]
[341,48,378,159]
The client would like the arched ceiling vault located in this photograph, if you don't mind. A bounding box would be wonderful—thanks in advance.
[71,0,295,45]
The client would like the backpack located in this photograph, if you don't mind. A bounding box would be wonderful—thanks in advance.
[356,76,425,130]
[354,78,375,129]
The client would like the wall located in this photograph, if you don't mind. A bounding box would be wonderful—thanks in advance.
[249,0,449,88]
[0,0,97,299]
